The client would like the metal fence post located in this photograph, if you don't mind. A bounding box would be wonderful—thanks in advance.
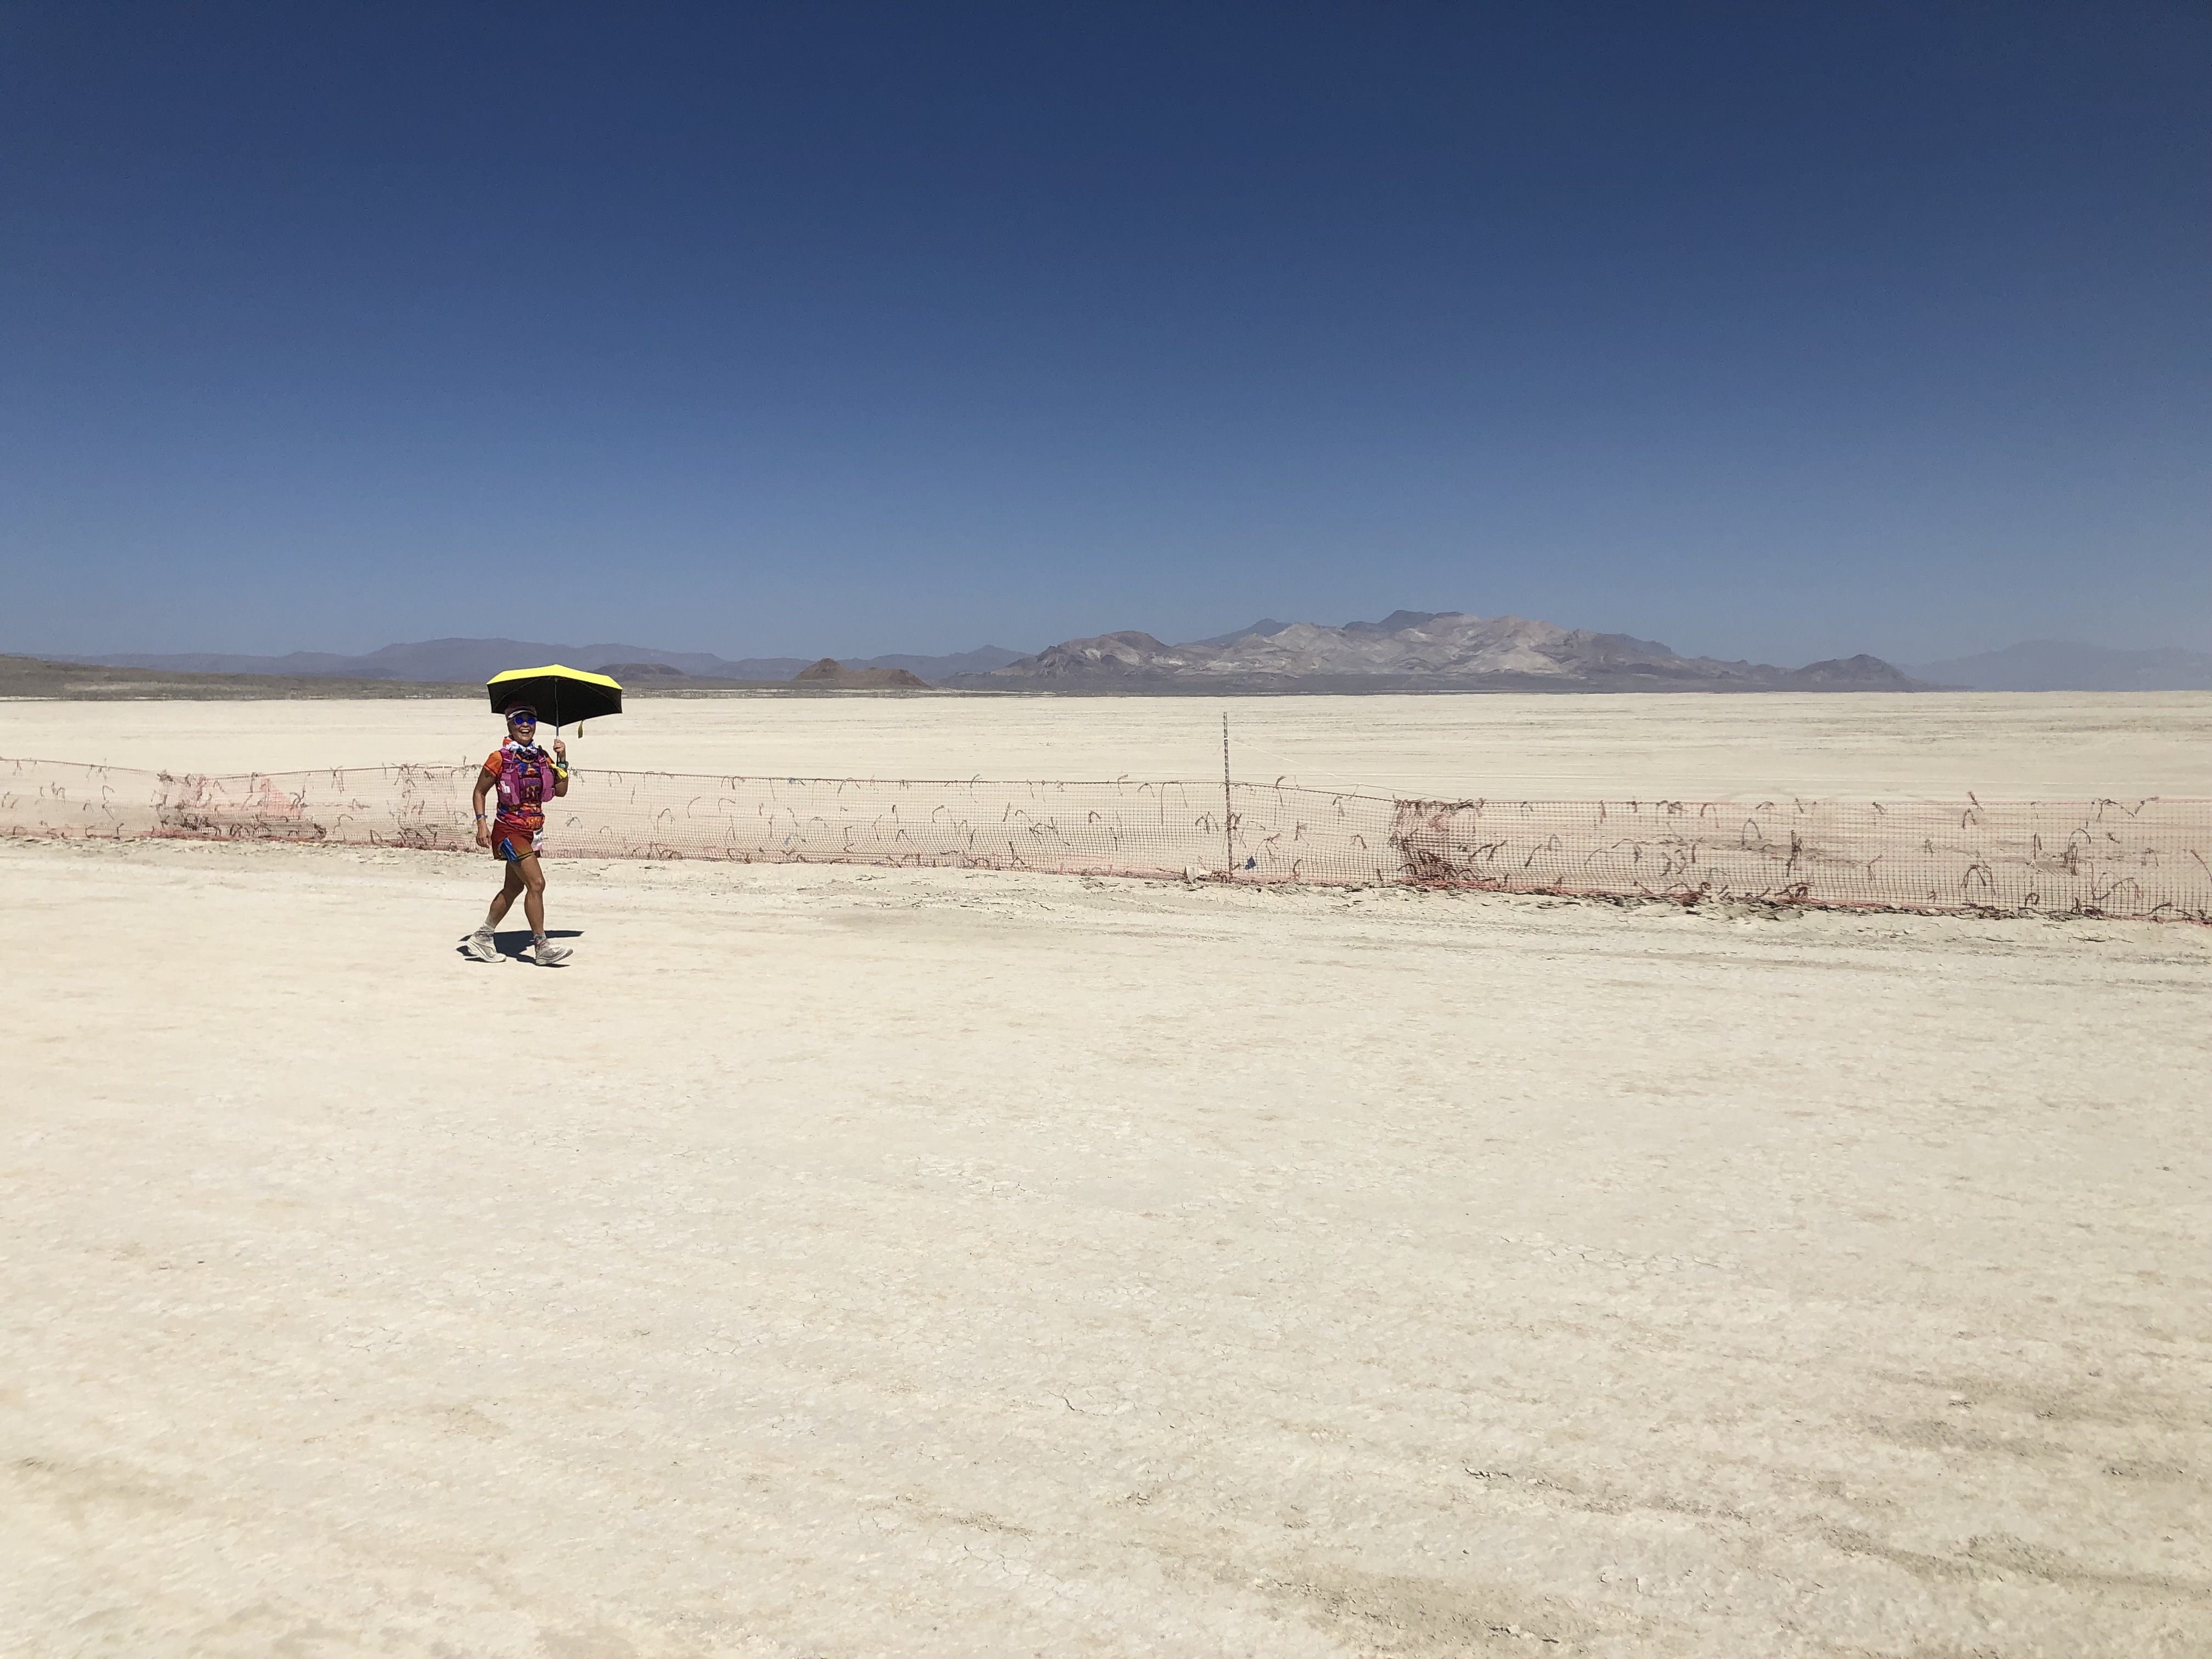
[1221,712,1234,879]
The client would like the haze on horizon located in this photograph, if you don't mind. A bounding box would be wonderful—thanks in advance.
[3,1,2207,668]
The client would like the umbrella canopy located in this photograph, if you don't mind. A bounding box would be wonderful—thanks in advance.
[486,664,623,729]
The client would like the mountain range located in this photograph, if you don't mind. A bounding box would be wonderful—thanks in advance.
[40,622,2207,694]
[941,612,1928,693]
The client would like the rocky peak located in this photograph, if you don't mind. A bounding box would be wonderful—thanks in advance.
[948,611,1925,694]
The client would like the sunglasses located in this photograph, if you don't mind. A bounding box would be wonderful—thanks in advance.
[506,713,538,727]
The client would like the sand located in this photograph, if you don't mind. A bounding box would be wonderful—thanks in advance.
[3,696,2209,1657]
[5,689,2208,800]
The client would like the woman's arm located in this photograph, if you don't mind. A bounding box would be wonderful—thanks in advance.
[472,768,497,847]
[552,738,571,798]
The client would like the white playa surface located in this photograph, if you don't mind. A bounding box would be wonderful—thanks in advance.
[3,696,2209,1657]
[4,689,2208,799]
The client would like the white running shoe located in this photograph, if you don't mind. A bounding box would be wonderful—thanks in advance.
[530,939,572,967]
[464,928,498,962]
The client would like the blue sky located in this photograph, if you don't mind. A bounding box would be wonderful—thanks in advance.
[3,1,2207,664]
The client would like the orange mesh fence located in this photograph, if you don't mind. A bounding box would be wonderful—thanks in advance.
[5,757,2206,922]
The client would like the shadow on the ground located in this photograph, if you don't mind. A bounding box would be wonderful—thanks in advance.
[454,928,583,963]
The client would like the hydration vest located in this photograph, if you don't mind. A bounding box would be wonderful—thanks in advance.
[495,744,556,813]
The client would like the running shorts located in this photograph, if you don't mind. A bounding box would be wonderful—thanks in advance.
[492,819,544,861]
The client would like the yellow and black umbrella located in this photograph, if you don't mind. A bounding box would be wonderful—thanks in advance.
[486,664,623,732]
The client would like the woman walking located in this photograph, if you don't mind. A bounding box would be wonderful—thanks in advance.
[464,703,573,964]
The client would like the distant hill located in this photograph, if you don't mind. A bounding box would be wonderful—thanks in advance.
[948,612,1931,694]
[52,638,1028,687]
[1903,640,2212,692]
[792,658,933,689]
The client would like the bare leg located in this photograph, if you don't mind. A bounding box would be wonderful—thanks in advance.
[515,852,548,935]
[486,861,526,929]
